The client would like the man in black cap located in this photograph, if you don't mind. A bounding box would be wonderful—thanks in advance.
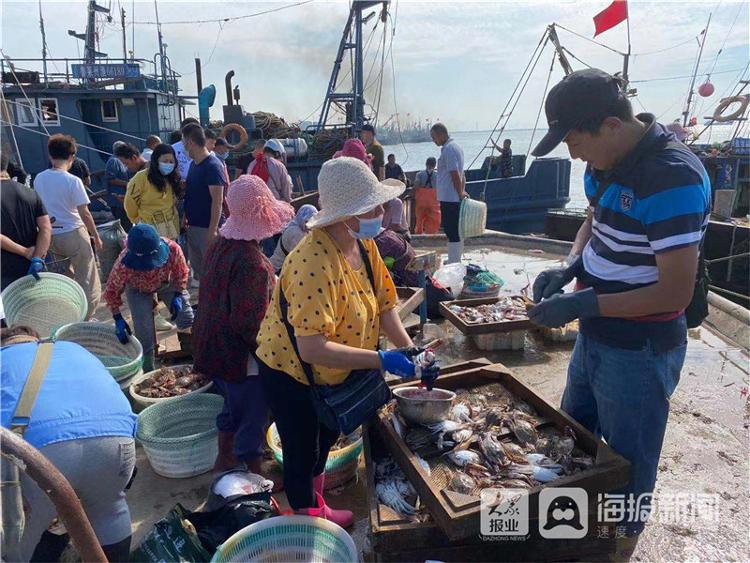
[359,124,385,181]
[528,69,711,540]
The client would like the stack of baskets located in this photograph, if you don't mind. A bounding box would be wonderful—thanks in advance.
[1,273,88,338]
[267,424,362,490]
[211,516,357,563]
[136,393,223,478]
[128,364,213,411]
[53,322,143,389]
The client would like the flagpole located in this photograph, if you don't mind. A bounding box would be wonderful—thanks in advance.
[623,0,631,90]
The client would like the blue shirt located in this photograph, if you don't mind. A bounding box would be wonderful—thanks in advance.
[104,157,129,208]
[1,341,136,449]
[184,154,228,229]
[579,114,711,351]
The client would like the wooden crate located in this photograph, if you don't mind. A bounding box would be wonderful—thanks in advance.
[439,296,533,335]
[371,364,631,543]
[394,287,425,321]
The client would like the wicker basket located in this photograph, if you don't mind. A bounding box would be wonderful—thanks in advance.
[53,322,143,382]
[136,393,223,478]
[129,365,213,410]
[1,273,87,337]
[211,515,357,563]
[267,424,362,489]
[459,198,487,239]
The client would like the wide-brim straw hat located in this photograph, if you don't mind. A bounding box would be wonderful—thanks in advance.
[306,157,405,229]
[220,175,295,241]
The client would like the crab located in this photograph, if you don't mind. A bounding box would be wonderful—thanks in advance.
[450,402,473,423]
[376,480,418,516]
[503,414,538,448]
[449,471,477,495]
[445,449,484,468]
[478,432,510,471]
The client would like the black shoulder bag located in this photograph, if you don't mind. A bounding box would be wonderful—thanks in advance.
[278,239,392,435]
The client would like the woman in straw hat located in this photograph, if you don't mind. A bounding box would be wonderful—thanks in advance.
[256,157,436,526]
[192,175,294,476]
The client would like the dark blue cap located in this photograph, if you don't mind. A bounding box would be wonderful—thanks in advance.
[121,224,169,271]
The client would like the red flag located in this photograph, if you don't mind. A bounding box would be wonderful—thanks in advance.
[593,0,628,37]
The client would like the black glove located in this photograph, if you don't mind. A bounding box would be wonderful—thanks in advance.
[532,256,583,303]
[528,287,599,328]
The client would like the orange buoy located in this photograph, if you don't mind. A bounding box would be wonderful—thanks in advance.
[698,80,715,97]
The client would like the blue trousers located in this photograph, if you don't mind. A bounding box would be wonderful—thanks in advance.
[562,333,686,534]
[213,375,269,462]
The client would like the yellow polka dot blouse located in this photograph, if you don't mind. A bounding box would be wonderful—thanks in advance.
[256,228,397,386]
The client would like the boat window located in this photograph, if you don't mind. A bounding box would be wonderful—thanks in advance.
[16,100,38,126]
[38,98,60,126]
[102,99,118,122]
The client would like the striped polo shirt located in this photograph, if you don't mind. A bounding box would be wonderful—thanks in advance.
[578,114,711,351]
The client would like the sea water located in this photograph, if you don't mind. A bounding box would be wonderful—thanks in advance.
[383,125,739,209]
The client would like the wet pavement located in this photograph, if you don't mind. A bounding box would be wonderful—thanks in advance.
[119,247,749,561]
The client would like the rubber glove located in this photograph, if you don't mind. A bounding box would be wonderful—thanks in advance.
[532,255,583,303]
[378,350,416,379]
[528,287,599,328]
[169,292,183,321]
[420,364,440,391]
[27,257,45,281]
[113,313,132,344]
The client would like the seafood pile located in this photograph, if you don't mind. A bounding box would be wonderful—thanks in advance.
[448,296,529,324]
[133,365,211,398]
[390,385,594,495]
[374,456,430,521]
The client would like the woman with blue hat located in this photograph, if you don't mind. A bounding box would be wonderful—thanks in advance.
[103,224,194,371]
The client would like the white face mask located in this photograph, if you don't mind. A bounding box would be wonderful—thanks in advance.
[346,215,384,240]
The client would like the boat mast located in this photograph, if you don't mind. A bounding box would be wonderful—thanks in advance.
[683,13,712,127]
[68,0,110,66]
[154,0,167,91]
[38,0,48,83]
[120,5,127,60]
[547,25,573,76]
[622,1,632,90]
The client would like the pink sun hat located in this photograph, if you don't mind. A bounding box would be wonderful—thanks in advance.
[219,175,295,241]
[337,138,373,167]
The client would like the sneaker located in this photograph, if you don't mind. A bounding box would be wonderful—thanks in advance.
[154,314,175,332]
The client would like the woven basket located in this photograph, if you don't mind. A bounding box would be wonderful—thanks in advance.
[53,322,143,382]
[211,515,357,563]
[1,273,87,338]
[459,198,487,239]
[267,423,362,489]
[129,365,213,410]
[136,393,223,478]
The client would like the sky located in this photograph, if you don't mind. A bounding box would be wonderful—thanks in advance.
[1,0,748,130]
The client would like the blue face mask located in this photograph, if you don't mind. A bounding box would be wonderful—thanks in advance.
[347,215,384,240]
[158,162,175,176]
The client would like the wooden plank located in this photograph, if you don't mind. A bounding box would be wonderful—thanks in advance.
[439,296,533,335]
[371,364,631,542]
[395,287,425,321]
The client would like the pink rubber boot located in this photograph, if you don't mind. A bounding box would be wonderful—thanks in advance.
[311,473,354,528]
[295,492,353,528]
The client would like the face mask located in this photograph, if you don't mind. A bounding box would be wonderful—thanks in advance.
[218,152,229,160]
[158,162,175,176]
[347,215,383,240]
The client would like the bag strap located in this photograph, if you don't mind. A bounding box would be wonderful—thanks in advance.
[10,342,54,436]
[278,240,378,389]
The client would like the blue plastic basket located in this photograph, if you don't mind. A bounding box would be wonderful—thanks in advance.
[211,516,358,563]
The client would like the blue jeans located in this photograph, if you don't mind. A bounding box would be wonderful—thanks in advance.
[213,375,269,462]
[562,333,686,534]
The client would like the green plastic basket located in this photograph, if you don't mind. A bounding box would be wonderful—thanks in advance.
[1,273,87,338]
[136,393,223,478]
[211,515,358,563]
[53,322,143,382]
[267,423,363,475]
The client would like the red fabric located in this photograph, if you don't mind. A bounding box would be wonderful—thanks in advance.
[593,0,628,37]
[103,239,189,311]
[249,155,270,183]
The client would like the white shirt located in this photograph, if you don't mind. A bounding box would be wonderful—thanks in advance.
[34,169,90,234]
[142,148,153,162]
[436,138,465,203]
[172,141,192,178]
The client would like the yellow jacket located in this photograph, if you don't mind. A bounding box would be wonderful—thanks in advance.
[124,169,179,237]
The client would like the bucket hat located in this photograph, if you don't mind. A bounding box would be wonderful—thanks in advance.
[219,175,294,241]
[306,157,405,229]
[122,224,170,271]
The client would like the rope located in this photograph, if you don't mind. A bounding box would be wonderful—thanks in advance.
[0,119,113,157]
[388,16,408,165]
[554,23,625,56]
[0,90,25,170]
[526,50,557,157]
[467,29,548,170]
[1,52,50,137]
[3,98,146,141]
[630,67,745,83]
[132,0,314,25]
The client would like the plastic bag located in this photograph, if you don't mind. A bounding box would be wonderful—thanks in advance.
[432,262,466,298]
[97,219,127,283]
[130,504,210,563]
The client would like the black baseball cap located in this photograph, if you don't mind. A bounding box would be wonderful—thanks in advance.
[532,69,624,157]
[361,124,375,133]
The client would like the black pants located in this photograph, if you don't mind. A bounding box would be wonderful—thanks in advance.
[440,201,461,242]
[111,206,132,232]
[259,359,340,510]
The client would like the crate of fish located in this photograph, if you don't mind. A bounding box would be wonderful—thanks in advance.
[370,364,630,542]
[439,295,533,335]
